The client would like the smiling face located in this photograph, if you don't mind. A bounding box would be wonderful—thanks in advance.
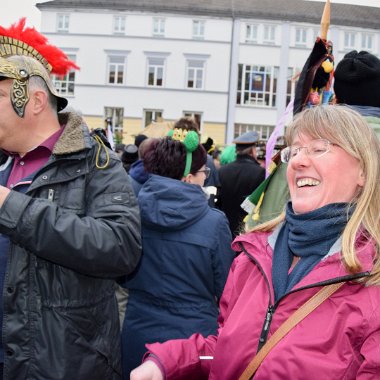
[287,133,365,214]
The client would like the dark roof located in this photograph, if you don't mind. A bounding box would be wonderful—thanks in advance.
[36,0,380,30]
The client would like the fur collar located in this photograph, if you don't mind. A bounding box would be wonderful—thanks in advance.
[54,112,91,155]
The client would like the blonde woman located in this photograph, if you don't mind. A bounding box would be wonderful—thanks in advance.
[131,105,380,380]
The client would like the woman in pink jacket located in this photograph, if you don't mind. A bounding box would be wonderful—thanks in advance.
[130,105,380,380]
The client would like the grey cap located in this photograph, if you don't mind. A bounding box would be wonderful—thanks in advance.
[233,131,259,145]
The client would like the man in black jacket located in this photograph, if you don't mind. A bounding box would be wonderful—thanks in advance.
[0,20,141,379]
[218,131,265,237]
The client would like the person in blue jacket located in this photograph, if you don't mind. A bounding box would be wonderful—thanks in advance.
[120,129,235,378]
[128,137,154,196]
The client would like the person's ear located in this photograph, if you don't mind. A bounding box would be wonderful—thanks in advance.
[357,169,365,187]
[30,89,48,114]
[182,173,193,184]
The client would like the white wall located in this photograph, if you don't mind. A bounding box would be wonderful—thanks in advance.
[40,7,380,143]
[42,10,231,125]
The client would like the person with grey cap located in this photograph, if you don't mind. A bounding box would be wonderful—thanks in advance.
[217,131,265,237]
[0,19,141,379]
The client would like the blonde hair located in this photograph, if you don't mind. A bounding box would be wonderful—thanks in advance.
[252,105,380,284]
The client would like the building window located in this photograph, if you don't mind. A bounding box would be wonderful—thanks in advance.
[147,57,165,86]
[295,27,307,46]
[234,124,275,141]
[144,109,163,127]
[245,24,258,43]
[52,54,76,96]
[57,14,70,32]
[192,20,205,39]
[113,16,126,34]
[361,33,373,51]
[105,107,124,139]
[153,18,165,36]
[186,59,205,89]
[183,112,202,129]
[344,32,356,50]
[107,55,126,85]
[236,64,279,107]
[263,25,276,44]
[286,67,300,106]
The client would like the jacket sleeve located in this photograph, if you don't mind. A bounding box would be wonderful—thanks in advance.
[356,300,380,379]
[145,258,240,379]
[0,155,142,278]
[211,212,235,300]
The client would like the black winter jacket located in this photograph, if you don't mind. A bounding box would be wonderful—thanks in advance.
[0,112,142,379]
[218,154,265,237]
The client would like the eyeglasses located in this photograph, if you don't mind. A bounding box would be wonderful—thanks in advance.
[197,167,211,179]
[281,139,335,163]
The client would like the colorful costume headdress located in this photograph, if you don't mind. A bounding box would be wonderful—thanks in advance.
[293,0,334,114]
[167,128,199,177]
[0,18,79,117]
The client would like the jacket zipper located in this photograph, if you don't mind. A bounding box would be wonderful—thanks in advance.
[258,305,274,350]
[238,242,274,352]
[238,241,371,353]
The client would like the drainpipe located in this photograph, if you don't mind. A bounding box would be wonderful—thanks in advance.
[276,22,290,135]
[225,17,240,144]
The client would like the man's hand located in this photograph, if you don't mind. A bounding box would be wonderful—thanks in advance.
[0,186,11,207]
[130,360,164,380]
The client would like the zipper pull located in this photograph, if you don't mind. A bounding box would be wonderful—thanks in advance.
[48,189,55,201]
[257,305,274,351]
[263,305,274,332]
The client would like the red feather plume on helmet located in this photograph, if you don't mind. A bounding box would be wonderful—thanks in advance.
[0,18,79,75]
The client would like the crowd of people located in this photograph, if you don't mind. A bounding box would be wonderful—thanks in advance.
[0,17,379,380]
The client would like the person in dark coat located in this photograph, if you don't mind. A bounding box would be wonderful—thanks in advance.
[218,131,265,237]
[120,144,139,173]
[134,134,148,148]
[0,19,142,379]
[120,131,235,378]
[201,136,220,188]
[115,143,126,157]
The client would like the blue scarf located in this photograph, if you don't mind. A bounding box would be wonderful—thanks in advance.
[272,202,352,301]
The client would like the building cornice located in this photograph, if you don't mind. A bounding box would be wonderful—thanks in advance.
[37,0,380,30]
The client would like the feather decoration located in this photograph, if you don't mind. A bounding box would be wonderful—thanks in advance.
[0,18,79,75]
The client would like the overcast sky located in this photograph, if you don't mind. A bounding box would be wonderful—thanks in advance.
[1,0,380,30]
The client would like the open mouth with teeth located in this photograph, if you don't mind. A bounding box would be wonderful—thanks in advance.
[297,178,321,187]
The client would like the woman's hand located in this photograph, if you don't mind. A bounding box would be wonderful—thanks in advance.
[130,360,164,380]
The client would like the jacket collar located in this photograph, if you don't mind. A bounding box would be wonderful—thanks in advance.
[233,228,375,288]
[236,154,260,165]
[53,112,92,155]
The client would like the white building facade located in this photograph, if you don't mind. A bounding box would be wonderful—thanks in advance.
[37,0,380,145]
